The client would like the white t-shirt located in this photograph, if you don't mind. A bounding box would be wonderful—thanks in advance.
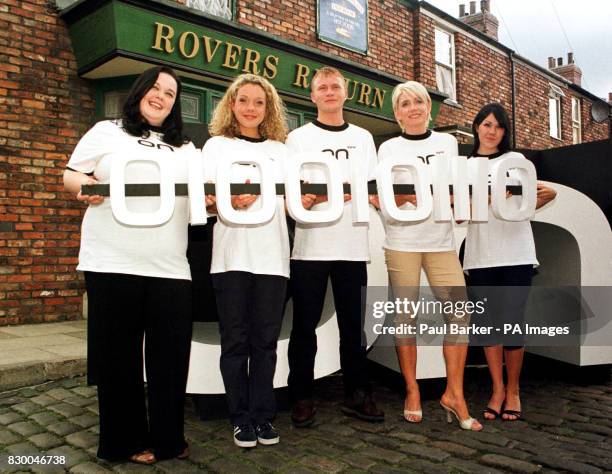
[286,121,377,261]
[463,151,539,270]
[377,131,457,252]
[67,120,195,280]
[203,136,290,278]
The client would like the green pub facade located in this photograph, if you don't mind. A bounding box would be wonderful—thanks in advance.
[60,0,445,148]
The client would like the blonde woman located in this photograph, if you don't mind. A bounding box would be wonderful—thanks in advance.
[375,81,482,431]
[203,74,289,448]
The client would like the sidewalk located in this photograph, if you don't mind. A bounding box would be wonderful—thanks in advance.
[1,322,611,473]
[0,321,87,392]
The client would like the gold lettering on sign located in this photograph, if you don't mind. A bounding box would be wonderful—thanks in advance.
[263,55,279,79]
[345,79,358,101]
[293,64,311,88]
[242,48,261,74]
[222,43,242,70]
[357,83,372,106]
[178,31,199,58]
[372,88,386,109]
[202,36,223,63]
[152,22,175,53]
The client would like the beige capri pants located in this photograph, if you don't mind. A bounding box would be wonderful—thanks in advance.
[384,249,469,344]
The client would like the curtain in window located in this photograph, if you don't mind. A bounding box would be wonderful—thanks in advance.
[186,0,232,19]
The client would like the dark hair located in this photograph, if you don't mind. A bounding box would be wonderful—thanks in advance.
[471,102,512,156]
[121,66,188,147]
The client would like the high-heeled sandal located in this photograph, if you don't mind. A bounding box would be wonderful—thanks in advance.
[440,401,483,431]
[483,406,501,420]
[129,449,157,465]
[403,409,423,423]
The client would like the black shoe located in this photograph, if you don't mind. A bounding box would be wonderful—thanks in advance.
[341,391,385,422]
[233,424,257,448]
[291,399,316,427]
[255,422,280,445]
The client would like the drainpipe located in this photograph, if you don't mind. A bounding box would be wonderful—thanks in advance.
[509,50,517,149]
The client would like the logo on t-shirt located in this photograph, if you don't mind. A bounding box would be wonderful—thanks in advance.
[137,139,175,152]
[322,148,350,161]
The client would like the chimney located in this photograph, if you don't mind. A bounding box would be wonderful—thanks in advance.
[549,51,582,87]
[608,92,612,104]
[460,0,499,40]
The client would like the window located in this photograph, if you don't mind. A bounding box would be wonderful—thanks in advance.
[548,84,564,140]
[571,97,582,144]
[186,0,232,20]
[103,91,129,119]
[435,27,456,101]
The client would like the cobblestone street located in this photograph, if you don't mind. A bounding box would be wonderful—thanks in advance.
[0,360,611,473]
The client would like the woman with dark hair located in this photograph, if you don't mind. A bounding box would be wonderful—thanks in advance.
[464,102,557,422]
[63,66,196,464]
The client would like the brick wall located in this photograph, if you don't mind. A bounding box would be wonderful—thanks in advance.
[0,0,95,325]
[416,10,608,148]
[235,0,414,79]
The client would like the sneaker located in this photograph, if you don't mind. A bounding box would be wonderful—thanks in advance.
[233,424,257,448]
[340,391,385,422]
[255,422,280,445]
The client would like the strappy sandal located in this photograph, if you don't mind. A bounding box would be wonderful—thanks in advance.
[129,449,157,465]
[403,409,423,423]
[502,409,522,421]
[483,406,501,420]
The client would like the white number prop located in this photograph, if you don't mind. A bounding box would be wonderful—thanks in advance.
[215,154,277,225]
[110,153,175,226]
[490,156,537,221]
[285,152,344,224]
[187,152,209,225]
[376,155,432,222]
[108,153,537,225]
[468,157,490,222]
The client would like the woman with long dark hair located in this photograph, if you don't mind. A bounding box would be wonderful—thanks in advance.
[464,103,556,422]
[63,66,196,464]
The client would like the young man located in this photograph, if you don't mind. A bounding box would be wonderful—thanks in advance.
[286,66,384,426]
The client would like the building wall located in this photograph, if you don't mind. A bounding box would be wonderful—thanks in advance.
[416,8,608,148]
[235,0,415,79]
[0,0,608,325]
[0,0,95,325]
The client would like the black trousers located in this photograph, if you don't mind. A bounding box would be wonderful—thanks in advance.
[212,271,287,426]
[85,272,192,461]
[287,260,369,401]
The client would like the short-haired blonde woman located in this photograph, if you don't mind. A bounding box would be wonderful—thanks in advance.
[375,81,482,430]
[202,74,289,448]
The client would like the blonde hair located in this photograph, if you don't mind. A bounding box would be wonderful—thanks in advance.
[209,74,288,142]
[311,66,346,91]
[391,81,432,130]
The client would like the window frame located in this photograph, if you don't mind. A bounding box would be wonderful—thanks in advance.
[548,84,565,140]
[434,26,456,101]
[571,97,582,144]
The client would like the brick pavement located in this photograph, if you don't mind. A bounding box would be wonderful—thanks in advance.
[0,364,611,473]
